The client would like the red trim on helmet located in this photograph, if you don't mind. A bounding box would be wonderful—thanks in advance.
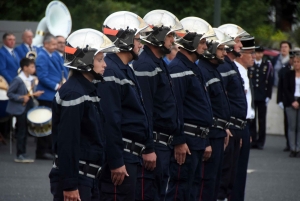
[103,28,118,36]
[65,46,77,54]
[176,32,186,37]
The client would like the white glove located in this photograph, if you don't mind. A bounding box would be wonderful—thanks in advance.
[278,102,284,109]
[265,97,270,105]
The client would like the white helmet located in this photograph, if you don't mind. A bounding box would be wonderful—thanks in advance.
[102,11,152,56]
[142,9,184,53]
[204,28,236,63]
[175,17,215,53]
[218,24,250,40]
[64,28,119,79]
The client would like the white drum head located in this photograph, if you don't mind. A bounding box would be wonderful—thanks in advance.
[28,108,52,124]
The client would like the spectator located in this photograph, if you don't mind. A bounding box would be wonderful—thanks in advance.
[283,54,300,157]
[0,33,20,84]
[15,29,39,59]
[272,41,291,86]
[35,33,65,160]
[6,58,44,162]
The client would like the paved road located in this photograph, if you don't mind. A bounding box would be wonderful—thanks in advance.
[0,135,300,201]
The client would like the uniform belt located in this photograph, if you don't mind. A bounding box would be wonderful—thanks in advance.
[212,117,230,130]
[230,116,247,129]
[184,123,209,138]
[153,131,173,146]
[122,138,145,156]
[53,155,102,179]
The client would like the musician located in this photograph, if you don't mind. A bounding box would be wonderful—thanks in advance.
[54,35,68,80]
[249,46,274,149]
[49,28,119,201]
[35,33,66,160]
[15,29,39,59]
[6,58,43,163]
[0,33,20,84]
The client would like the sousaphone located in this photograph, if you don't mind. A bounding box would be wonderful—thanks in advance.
[32,1,72,46]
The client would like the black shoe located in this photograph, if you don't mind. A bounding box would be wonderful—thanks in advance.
[251,144,258,149]
[257,145,264,150]
[283,147,290,152]
[289,151,297,157]
[36,153,54,160]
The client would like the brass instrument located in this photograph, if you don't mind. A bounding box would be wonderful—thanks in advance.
[26,51,37,60]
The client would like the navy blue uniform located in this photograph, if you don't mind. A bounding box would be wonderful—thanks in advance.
[132,46,179,201]
[98,53,153,201]
[165,52,212,201]
[49,71,104,201]
[198,57,231,201]
[217,56,248,200]
[249,60,273,148]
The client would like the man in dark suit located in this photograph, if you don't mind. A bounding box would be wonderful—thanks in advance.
[271,41,291,87]
[277,50,296,151]
[35,34,66,160]
[0,33,20,84]
[15,29,39,60]
[249,46,273,149]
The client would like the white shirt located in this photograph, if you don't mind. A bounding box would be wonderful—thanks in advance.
[255,59,262,66]
[295,77,300,97]
[18,71,34,95]
[43,47,52,57]
[3,45,14,56]
[234,60,255,119]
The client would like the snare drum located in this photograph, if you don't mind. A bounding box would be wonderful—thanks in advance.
[27,106,52,137]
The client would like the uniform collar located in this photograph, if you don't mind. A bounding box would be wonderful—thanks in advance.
[106,53,129,70]
[3,45,13,53]
[42,47,52,57]
[255,59,262,66]
[73,71,97,94]
[199,57,218,72]
[176,51,197,69]
[143,45,162,64]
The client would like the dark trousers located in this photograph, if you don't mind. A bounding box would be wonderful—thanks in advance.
[199,137,225,201]
[231,122,251,201]
[36,100,52,156]
[284,108,290,148]
[99,162,138,201]
[165,149,204,201]
[50,177,99,201]
[15,103,32,156]
[250,100,267,147]
[217,129,242,200]
[135,143,171,201]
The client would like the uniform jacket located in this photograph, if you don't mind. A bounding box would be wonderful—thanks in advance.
[198,57,231,138]
[248,60,273,101]
[132,45,179,135]
[169,52,212,150]
[6,76,35,115]
[99,53,152,170]
[53,51,69,78]
[218,56,247,120]
[51,71,105,190]
[14,43,39,59]
[0,46,20,84]
[282,70,300,107]
[277,65,292,104]
[36,48,65,101]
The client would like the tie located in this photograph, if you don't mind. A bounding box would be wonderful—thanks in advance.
[11,50,16,59]
[29,45,32,51]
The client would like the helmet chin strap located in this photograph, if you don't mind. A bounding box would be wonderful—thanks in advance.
[226,46,241,57]
[90,69,104,81]
[160,46,171,54]
[130,50,139,60]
